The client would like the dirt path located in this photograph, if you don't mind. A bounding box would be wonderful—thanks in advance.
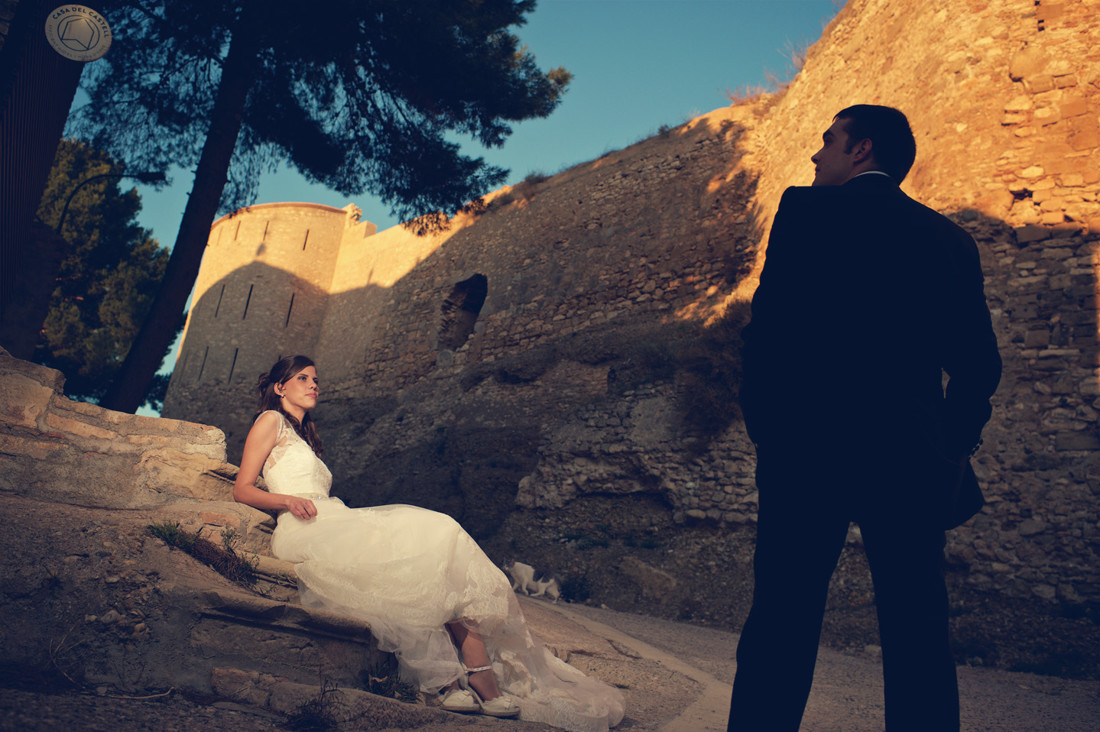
[536,600,1100,732]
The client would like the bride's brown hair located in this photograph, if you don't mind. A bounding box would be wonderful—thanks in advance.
[255,355,324,456]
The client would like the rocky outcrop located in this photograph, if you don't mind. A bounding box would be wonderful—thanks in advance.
[0,349,395,704]
[1,347,233,509]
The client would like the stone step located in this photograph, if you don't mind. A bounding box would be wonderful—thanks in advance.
[210,666,459,729]
[147,500,456,711]
[148,498,277,556]
[177,584,392,695]
[239,551,299,603]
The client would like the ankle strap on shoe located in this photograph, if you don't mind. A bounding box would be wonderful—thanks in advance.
[465,664,493,674]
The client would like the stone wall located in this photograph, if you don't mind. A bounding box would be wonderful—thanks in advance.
[166,109,761,454]
[162,0,1100,666]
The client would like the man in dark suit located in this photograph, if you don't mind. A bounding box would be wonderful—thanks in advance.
[727,105,1001,731]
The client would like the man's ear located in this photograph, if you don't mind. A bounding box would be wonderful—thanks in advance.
[851,137,874,165]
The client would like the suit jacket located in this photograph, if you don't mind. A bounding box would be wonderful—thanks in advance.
[740,174,1002,528]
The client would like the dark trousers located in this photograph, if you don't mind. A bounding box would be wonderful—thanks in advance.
[727,459,959,731]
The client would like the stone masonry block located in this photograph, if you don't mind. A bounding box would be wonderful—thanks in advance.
[1068,117,1100,150]
[1055,431,1100,451]
[1024,330,1051,348]
[1025,75,1055,94]
[1039,142,1077,163]
[1009,45,1049,81]
[1061,96,1088,118]
[1015,225,1051,243]
[1034,107,1060,126]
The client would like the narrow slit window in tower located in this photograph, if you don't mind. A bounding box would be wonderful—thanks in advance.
[285,293,295,328]
[197,345,209,382]
[242,284,254,319]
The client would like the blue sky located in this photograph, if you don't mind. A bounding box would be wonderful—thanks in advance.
[127,0,844,241]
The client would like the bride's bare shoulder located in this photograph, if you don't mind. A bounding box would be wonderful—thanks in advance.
[251,410,285,438]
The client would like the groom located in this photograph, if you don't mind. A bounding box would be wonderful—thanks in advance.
[728,105,1001,731]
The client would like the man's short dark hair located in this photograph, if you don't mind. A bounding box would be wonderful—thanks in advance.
[835,105,916,183]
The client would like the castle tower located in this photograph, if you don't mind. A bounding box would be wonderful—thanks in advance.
[163,202,373,443]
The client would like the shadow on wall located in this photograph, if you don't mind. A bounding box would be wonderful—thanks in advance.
[937,207,1100,679]
[323,302,754,540]
[164,261,339,452]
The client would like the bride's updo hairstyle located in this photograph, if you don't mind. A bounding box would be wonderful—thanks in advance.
[256,355,324,456]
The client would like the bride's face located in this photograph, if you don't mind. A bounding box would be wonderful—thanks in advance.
[276,365,319,419]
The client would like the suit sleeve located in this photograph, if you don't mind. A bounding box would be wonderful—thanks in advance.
[740,188,803,446]
[939,226,1002,457]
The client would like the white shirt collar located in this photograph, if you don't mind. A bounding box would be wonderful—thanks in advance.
[850,170,893,181]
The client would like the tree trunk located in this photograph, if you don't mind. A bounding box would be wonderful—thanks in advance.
[0,0,85,351]
[100,7,262,413]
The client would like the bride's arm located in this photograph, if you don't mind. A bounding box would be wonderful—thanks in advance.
[233,411,317,519]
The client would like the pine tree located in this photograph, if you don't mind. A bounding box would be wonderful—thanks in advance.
[34,139,172,407]
[66,0,570,412]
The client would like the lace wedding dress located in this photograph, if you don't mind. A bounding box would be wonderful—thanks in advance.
[260,411,625,732]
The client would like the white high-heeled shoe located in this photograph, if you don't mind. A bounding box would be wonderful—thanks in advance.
[439,686,480,713]
[463,665,520,718]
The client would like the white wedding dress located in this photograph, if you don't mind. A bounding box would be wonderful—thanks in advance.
[260,411,625,732]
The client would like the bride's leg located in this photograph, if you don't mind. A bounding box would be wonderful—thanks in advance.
[445,621,502,701]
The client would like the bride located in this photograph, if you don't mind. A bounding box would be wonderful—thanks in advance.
[233,356,624,731]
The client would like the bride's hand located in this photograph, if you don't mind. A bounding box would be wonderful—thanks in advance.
[284,496,317,520]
